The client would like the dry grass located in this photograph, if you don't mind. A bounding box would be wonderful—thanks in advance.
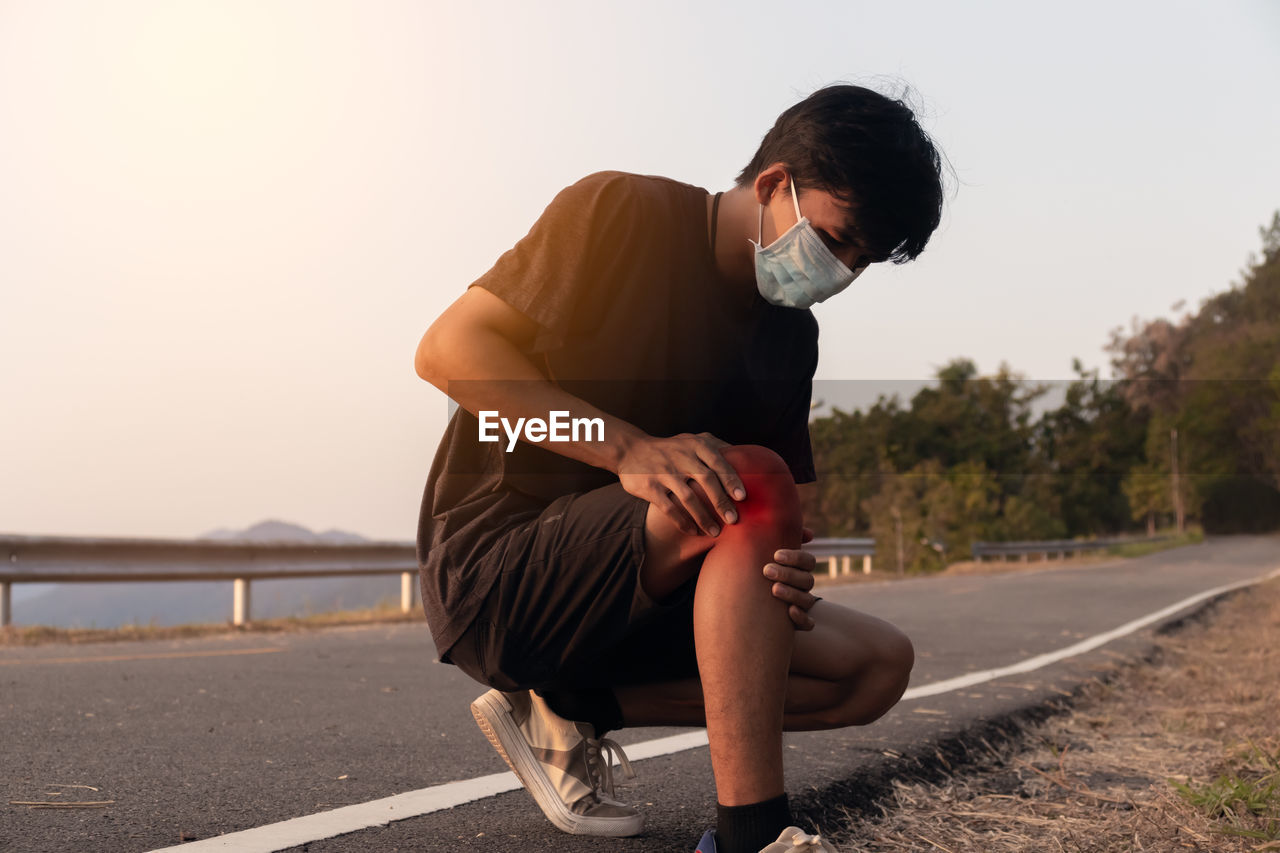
[941,554,1116,577]
[0,604,425,647]
[943,529,1206,578]
[834,578,1280,852]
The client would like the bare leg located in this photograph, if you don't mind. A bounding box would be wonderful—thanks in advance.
[614,600,915,730]
[638,445,802,806]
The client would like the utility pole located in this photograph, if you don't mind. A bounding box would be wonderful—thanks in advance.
[1170,427,1185,533]
[891,504,904,576]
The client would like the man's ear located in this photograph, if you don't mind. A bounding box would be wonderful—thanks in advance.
[752,163,790,206]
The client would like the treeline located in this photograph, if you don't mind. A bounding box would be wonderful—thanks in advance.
[804,212,1280,572]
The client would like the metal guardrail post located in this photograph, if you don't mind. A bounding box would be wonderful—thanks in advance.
[811,539,875,579]
[233,578,251,626]
[1,581,10,628]
[400,571,414,614]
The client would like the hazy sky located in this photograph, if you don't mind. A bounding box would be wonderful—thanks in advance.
[2,0,1277,542]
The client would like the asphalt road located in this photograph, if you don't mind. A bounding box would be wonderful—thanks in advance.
[3,534,1278,852]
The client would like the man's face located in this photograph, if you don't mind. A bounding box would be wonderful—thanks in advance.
[764,184,878,275]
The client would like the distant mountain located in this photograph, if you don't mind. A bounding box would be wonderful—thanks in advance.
[199,519,369,544]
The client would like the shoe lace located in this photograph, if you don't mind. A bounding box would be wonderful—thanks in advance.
[583,735,636,801]
[787,831,830,851]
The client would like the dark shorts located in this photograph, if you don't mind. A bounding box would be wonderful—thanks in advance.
[445,481,701,692]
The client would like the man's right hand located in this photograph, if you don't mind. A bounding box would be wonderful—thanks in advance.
[616,433,747,538]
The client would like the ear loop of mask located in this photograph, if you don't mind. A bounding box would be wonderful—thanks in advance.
[756,180,805,247]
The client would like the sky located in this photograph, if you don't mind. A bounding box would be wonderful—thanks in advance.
[1,0,1277,542]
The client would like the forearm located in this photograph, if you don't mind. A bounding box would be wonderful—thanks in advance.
[417,323,646,475]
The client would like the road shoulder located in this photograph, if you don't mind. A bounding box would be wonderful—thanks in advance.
[828,578,1280,851]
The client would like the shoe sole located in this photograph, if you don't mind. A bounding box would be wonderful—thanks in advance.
[470,689,644,837]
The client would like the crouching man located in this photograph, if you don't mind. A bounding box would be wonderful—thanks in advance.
[414,83,944,852]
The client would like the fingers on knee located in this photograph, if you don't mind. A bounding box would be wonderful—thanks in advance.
[720,445,801,532]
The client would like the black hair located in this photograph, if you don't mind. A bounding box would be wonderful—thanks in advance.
[736,83,946,264]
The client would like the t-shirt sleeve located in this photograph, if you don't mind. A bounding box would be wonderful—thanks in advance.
[467,171,635,354]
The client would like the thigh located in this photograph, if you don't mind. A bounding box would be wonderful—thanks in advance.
[550,580,701,690]
[789,599,913,682]
[639,494,716,602]
[450,481,653,690]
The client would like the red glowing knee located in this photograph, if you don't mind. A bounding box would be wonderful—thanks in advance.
[719,445,802,543]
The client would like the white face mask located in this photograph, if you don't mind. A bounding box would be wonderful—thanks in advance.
[751,181,863,309]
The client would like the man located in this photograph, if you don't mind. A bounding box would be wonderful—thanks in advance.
[415,84,945,853]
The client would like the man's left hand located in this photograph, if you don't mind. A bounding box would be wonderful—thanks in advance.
[765,526,819,630]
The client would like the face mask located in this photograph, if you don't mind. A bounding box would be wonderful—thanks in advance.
[751,181,862,309]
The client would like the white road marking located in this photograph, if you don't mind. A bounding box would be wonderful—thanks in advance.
[145,731,711,853]
[902,566,1280,699]
[147,566,1280,853]
[148,771,521,853]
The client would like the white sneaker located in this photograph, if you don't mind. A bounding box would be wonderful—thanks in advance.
[695,826,843,852]
[761,827,842,852]
[470,688,643,836]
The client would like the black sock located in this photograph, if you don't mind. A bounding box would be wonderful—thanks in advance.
[716,793,791,853]
[537,687,624,736]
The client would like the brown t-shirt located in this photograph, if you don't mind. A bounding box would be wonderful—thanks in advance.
[416,171,819,660]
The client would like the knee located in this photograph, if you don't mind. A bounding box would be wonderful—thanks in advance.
[848,629,914,726]
[721,444,792,478]
[719,445,801,535]
[829,622,914,685]
[883,627,915,680]
[859,622,914,685]
[816,626,914,728]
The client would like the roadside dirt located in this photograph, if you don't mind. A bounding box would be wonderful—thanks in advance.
[941,553,1118,576]
[0,607,424,647]
[833,578,1280,852]
[812,552,1120,586]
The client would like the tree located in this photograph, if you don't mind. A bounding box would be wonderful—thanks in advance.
[1122,462,1172,535]
[861,458,927,574]
[1033,359,1148,535]
[920,459,999,564]
[901,359,1046,479]
[808,398,907,535]
[810,212,1280,544]
[1105,210,1280,531]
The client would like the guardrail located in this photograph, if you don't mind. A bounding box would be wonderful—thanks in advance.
[806,537,876,578]
[971,534,1173,562]
[0,534,882,627]
[0,534,418,628]
[2,532,1183,627]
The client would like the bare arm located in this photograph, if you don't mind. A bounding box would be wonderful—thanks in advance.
[415,285,646,473]
[415,286,745,536]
